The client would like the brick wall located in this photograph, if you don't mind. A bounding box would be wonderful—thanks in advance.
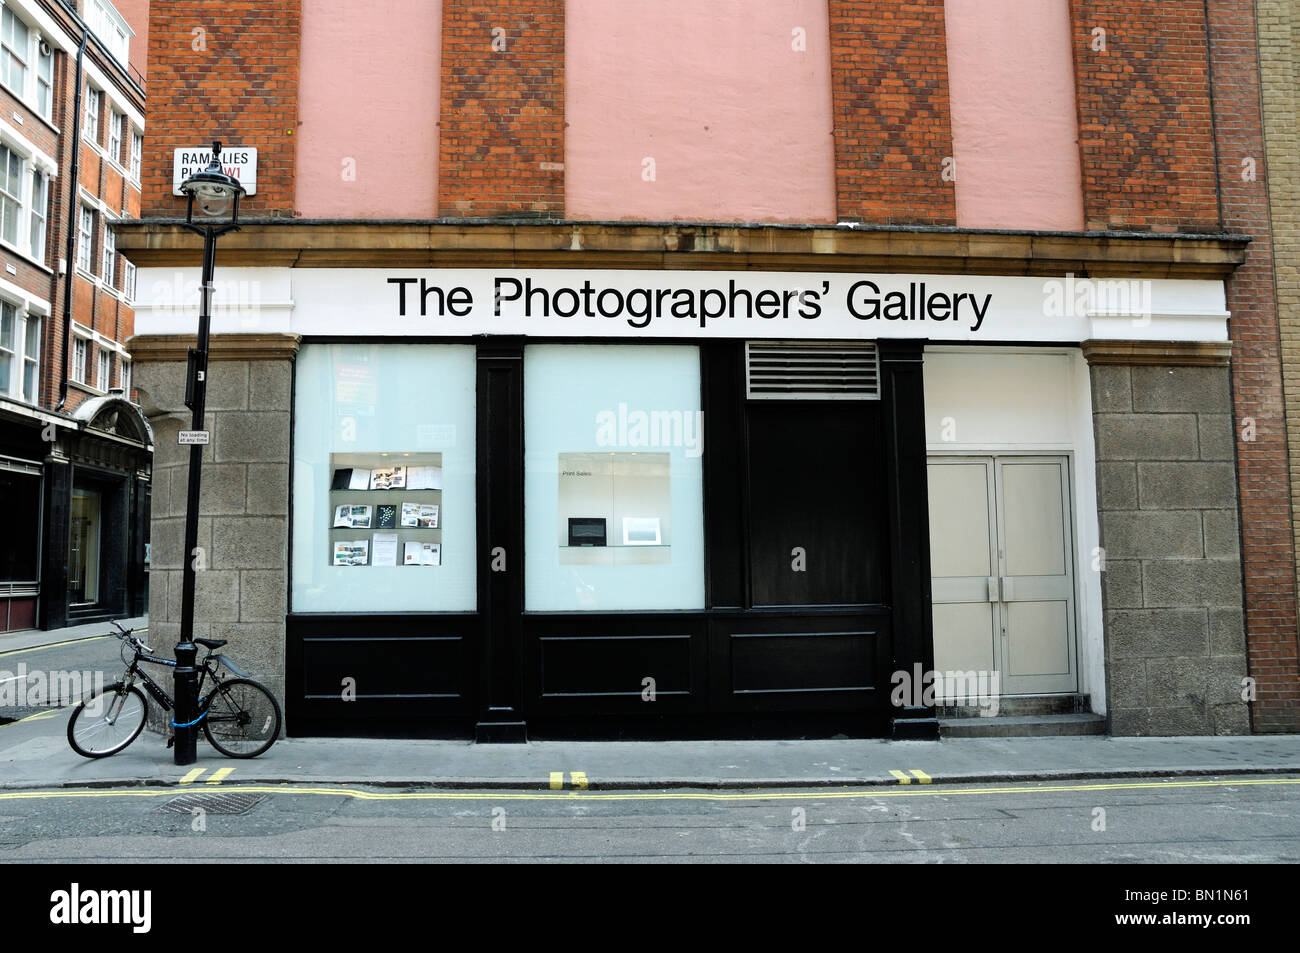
[1091,362,1250,735]
[1208,0,1299,732]
[828,0,955,225]
[1067,1,1219,232]
[438,1,564,218]
[142,0,301,217]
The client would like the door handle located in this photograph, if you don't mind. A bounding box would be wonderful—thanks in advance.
[987,577,999,602]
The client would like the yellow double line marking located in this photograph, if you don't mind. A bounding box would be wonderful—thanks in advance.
[888,769,931,784]
[178,767,235,784]
[0,777,1296,804]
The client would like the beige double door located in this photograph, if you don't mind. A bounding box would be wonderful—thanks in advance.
[927,456,1078,696]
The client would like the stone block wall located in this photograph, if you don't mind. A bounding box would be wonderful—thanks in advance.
[129,335,299,732]
[1090,358,1250,735]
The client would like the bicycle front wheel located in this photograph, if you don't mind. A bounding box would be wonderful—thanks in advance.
[67,682,148,758]
[202,678,281,758]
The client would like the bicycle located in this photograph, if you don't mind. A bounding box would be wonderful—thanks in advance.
[67,620,282,760]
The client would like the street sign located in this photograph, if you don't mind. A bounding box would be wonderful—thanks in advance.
[172,147,258,196]
[178,430,210,445]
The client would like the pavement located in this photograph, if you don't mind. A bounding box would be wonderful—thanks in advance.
[3,617,1299,791]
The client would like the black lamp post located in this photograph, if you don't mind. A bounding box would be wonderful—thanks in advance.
[174,141,245,765]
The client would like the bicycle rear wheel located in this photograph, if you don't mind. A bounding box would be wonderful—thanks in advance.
[67,682,148,758]
[202,678,281,758]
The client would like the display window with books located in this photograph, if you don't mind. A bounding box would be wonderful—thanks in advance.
[291,343,476,612]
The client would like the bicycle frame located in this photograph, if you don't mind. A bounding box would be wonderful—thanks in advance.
[117,648,223,715]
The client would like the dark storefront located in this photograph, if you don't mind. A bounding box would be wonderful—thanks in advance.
[0,394,151,632]
[286,339,935,740]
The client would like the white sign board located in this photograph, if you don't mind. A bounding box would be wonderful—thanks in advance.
[172,147,257,196]
[134,267,1231,345]
[178,430,210,445]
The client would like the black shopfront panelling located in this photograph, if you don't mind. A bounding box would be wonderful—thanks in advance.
[287,338,935,739]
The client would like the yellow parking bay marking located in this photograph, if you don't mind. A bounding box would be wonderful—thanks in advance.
[0,777,1296,805]
[888,770,911,784]
[549,771,564,790]
[206,767,235,784]
[910,770,932,783]
[570,772,589,790]
[179,769,206,784]
[16,709,59,724]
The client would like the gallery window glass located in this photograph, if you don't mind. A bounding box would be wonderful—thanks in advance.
[292,343,476,612]
[524,344,705,611]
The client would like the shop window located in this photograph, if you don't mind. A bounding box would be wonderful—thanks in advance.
[524,345,704,611]
[0,467,40,583]
[292,343,476,612]
[69,487,102,605]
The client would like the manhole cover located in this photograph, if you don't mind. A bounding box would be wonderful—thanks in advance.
[159,791,266,815]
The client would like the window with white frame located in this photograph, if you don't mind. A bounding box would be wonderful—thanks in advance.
[0,301,15,394]
[96,346,110,391]
[88,0,130,66]
[102,223,115,287]
[0,145,21,248]
[122,259,136,303]
[1,8,29,98]
[35,35,51,118]
[108,110,122,163]
[84,86,100,144]
[77,205,94,273]
[0,303,41,402]
[21,313,37,401]
[71,336,87,383]
[129,128,142,182]
[120,357,130,396]
[28,170,46,263]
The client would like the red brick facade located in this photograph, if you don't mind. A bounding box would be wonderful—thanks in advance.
[141,0,300,218]
[828,0,956,225]
[1206,0,1299,731]
[0,1,146,413]
[1067,0,1220,232]
[437,1,564,218]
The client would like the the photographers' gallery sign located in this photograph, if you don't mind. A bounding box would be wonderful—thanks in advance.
[137,268,1230,344]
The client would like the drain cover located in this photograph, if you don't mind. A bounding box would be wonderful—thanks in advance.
[160,791,266,815]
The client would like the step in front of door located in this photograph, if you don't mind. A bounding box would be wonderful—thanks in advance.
[937,693,1091,719]
[939,712,1107,738]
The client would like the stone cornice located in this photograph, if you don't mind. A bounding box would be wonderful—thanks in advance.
[1081,340,1234,366]
[125,332,301,363]
[114,220,1250,279]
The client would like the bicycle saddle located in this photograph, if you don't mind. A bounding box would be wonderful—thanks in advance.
[195,638,228,649]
